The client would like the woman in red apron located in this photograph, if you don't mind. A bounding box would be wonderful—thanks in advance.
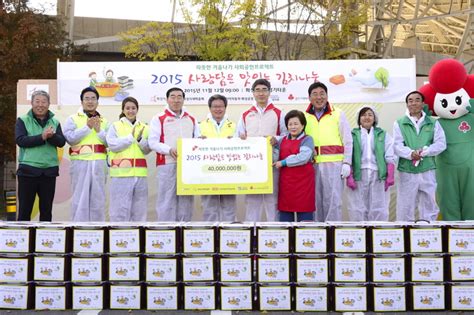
[273,110,315,221]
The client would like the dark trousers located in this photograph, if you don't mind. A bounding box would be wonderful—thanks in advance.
[278,211,314,222]
[17,175,56,221]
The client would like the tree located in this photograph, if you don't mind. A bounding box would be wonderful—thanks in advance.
[119,0,370,62]
[179,0,264,60]
[255,0,319,60]
[120,0,264,61]
[321,0,369,59]
[119,22,194,61]
[256,0,369,60]
[0,0,79,209]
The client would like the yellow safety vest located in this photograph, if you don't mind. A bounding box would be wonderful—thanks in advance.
[108,120,149,177]
[199,118,236,138]
[305,106,344,163]
[69,113,108,161]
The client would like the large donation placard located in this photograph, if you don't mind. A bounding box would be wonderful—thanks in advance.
[177,137,273,195]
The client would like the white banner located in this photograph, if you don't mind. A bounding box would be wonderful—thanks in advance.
[57,58,416,105]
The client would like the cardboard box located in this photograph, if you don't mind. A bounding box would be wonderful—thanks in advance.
[182,256,215,282]
[371,226,405,253]
[258,284,291,311]
[373,285,407,312]
[146,284,179,310]
[145,229,177,255]
[257,225,290,254]
[33,255,67,282]
[219,223,252,254]
[183,225,216,254]
[72,228,105,254]
[0,227,32,253]
[108,255,140,282]
[72,283,106,310]
[294,225,327,253]
[35,227,68,253]
[334,255,367,283]
[35,282,69,310]
[71,256,103,282]
[409,226,443,253]
[0,254,31,282]
[184,283,216,310]
[411,255,444,282]
[0,283,31,309]
[220,256,252,282]
[295,255,329,283]
[412,283,445,310]
[334,227,367,253]
[295,285,328,311]
[109,228,141,254]
[257,256,291,283]
[372,255,406,283]
[220,283,254,311]
[334,284,368,312]
[145,257,178,282]
[109,282,142,310]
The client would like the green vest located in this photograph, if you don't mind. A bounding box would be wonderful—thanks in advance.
[397,115,436,173]
[352,127,387,181]
[18,110,60,169]
[108,120,149,177]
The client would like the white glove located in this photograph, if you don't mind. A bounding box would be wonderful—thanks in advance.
[419,146,429,157]
[340,163,351,179]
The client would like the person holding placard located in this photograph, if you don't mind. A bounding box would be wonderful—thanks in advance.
[273,110,315,222]
[199,94,237,221]
[236,79,287,222]
[149,87,200,221]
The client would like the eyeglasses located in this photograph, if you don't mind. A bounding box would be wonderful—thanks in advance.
[169,95,184,100]
[253,88,270,93]
[310,92,327,97]
[210,104,226,109]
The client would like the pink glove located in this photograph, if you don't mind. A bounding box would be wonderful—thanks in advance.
[385,163,395,191]
[346,171,357,190]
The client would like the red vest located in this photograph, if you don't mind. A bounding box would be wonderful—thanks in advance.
[278,136,315,212]
[155,109,196,165]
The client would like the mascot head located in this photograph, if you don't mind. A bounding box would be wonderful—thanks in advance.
[419,59,474,119]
